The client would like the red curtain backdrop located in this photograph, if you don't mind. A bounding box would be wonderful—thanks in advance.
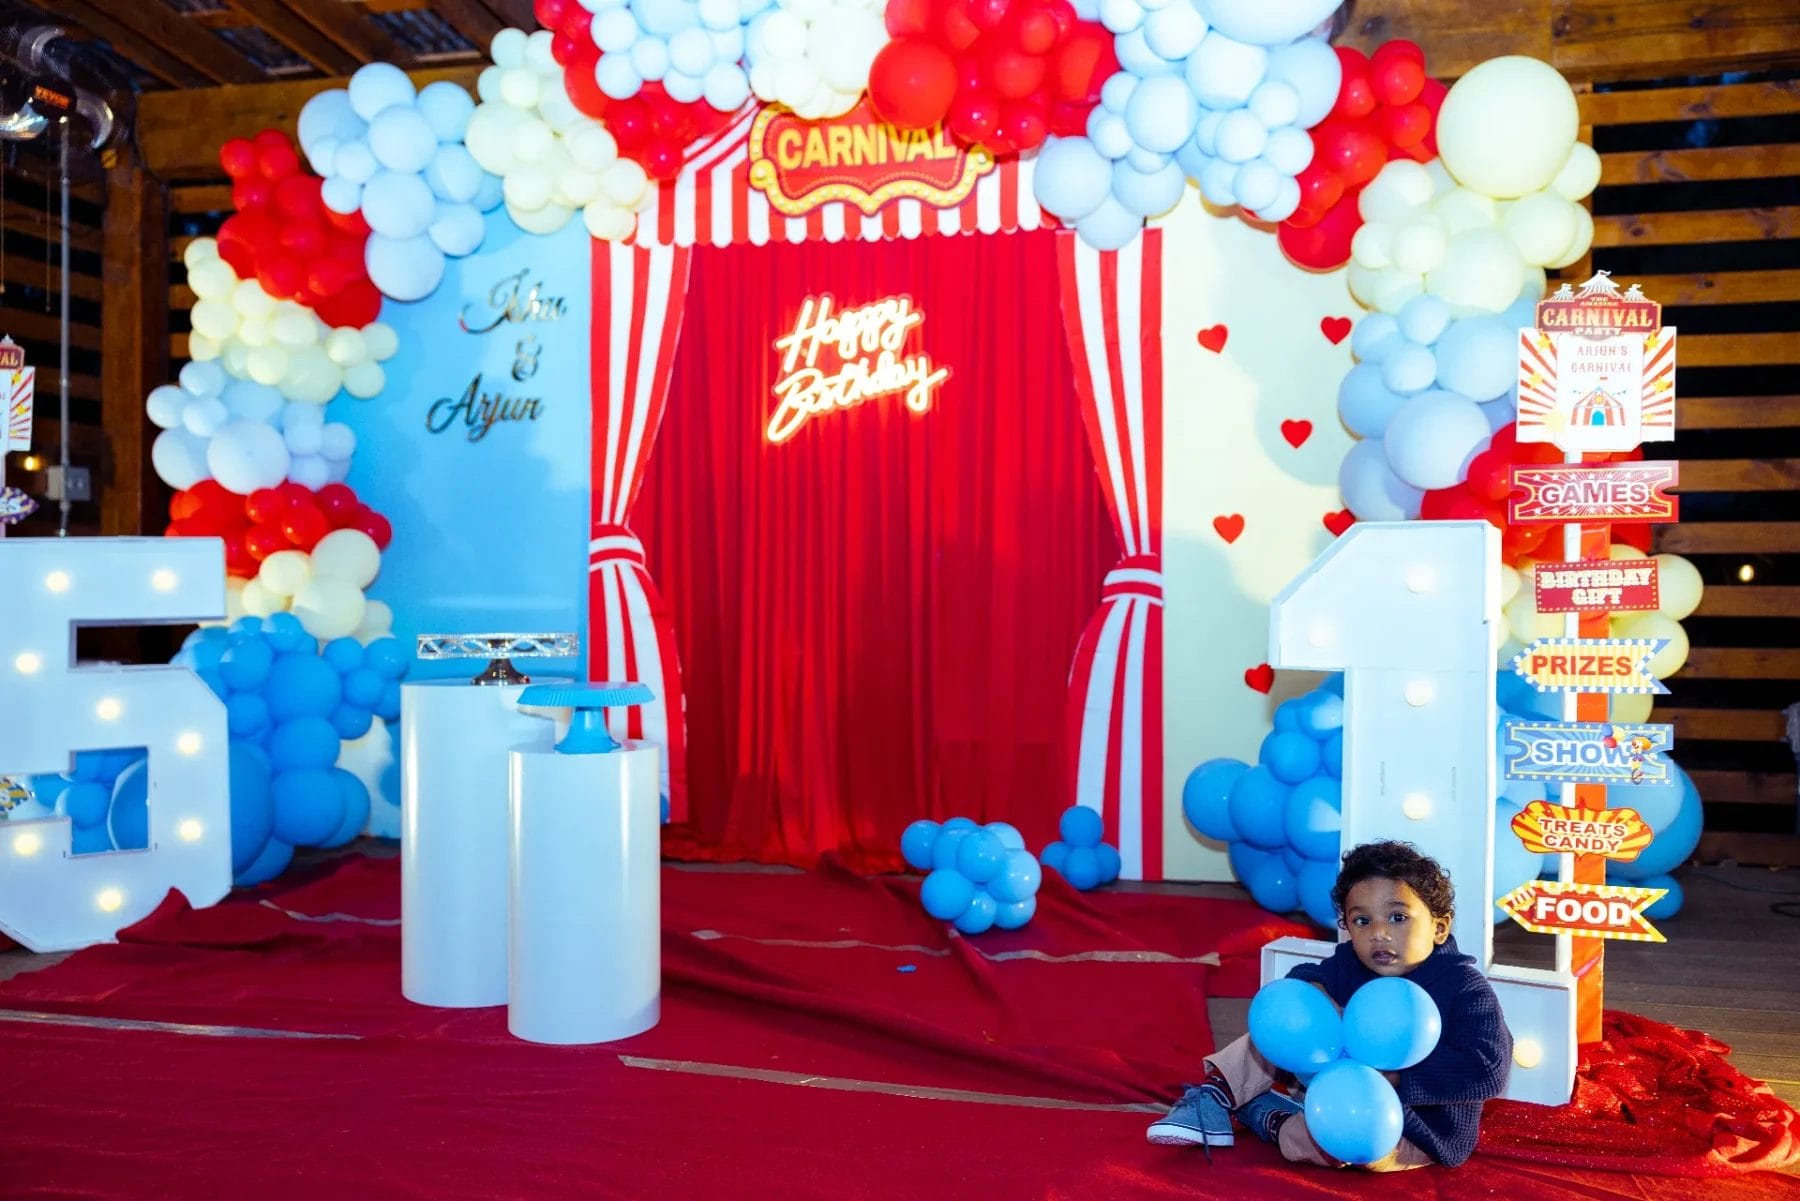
[639,229,1116,869]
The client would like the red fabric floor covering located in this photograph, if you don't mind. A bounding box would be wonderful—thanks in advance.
[0,856,1795,1200]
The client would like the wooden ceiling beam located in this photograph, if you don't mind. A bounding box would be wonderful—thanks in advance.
[223,0,363,74]
[38,0,212,89]
[481,0,542,32]
[138,65,483,178]
[284,0,408,64]
[432,0,507,52]
[59,0,265,86]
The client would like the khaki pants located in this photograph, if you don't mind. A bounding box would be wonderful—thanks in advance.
[1205,1034,1434,1172]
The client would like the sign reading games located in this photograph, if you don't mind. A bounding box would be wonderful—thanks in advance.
[747,100,995,217]
[768,294,950,444]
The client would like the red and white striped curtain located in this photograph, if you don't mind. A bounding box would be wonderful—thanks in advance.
[1056,228,1166,881]
[587,239,694,819]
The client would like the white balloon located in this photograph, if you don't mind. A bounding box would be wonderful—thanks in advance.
[151,427,211,490]
[365,233,447,303]
[183,396,230,439]
[146,384,189,430]
[348,62,416,121]
[362,323,400,361]
[367,106,438,175]
[490,27,530,69]
[415,80,476,142]
[428,201,486,257]
[318,422,356,461]
[361,170,437,239]
[583,201,636,242]
[207,419,291,494]
[179,358,228,398]
[343,361,387,400]
[1552,142,1601,202]
[286,454,331,490]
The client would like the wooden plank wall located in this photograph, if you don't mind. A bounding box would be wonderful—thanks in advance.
[1577,75,1800,865]
[0,145,107,536]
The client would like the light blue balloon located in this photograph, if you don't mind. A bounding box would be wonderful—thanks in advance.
[220,637,275,693]
[1040,839,1069,874]
[1322,730,1343,777]
[108,759,149,851]
[1060,805,1104,848]
[956,829,1007,884]
[1244,852,1299,912]
[262,613,311,654]
[1304,1061,1405,1164]
[317,769,371,848]
[1061,846,1102,890]
[1197,0,1341,48]
[596,53,644,101]
[1346,352,1411,432]
[1087,108,1133,160]
[330,704,373,740]
[984,821,1026,851]
[1111,159,1187,218]
[1124,76,1200,154]
[1634,871,1683,919]
[227,741,276,873]
[266,653,343,722]
[361,170,435,240]
[1265,36,1341,127]
[921,868,975,920]
[415,80,475,142]
[988,849,1043,903]
[931,827,970,871]
[1298,692,1344,737]
[1183,758,1249,841]
[367,106,436,174]
[1397,294,1452,346]
[1100,71,1137,113]
[235,837,294,887]
[366,232,445,303]
[1343,977,1442,1070]
[1185,31,1269,109]
[1233,159,1282,212]
[271,767,347,847]
[1480,395,1517,433]
[1228,766,1291,849]
[995,895,1036,929]
[1435,315,1517,401]
[71,823,114,854]
[1262,125,1313,175]
[1075,196,1143,250]
[227,692,271,740]
[1611,764,1702,879]
[1261,730,1322,784]
[1350,312,1403,363]
[364,638,409,680]
[322,637,364,675]
[954,890,998,934]
[268,717,341,773]
[1383,391,1491,491]
[428,202,485,258]
[1124,144,1171,175]
[343,667,384,709]
[1096,842,1122,885]
[1114,29,1179,80]
[900,819,940,870]
[1298,858,1337,928]
[1379,343,1438,396]
[1249,978,1344,1073]
[662,69,703,105]
[59,781,111,828]
[1339,437,1424,521]
[1283,776,1342,862]
[1272,699,1304,732]
[943,816,978,832]
[636,0,697,37]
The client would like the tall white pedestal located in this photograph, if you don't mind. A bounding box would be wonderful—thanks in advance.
[507,742,661,1045]
[400,680,562,1007]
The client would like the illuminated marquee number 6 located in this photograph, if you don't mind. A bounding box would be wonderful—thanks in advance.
[0,538,230,951]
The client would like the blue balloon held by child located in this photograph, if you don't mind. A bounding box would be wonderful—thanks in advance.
[1303,1060,1405,1165]
[1342,976,1442,1072]
[1247,978,1343,1075]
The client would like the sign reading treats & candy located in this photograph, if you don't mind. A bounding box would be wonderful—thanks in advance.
[747,99,995,217]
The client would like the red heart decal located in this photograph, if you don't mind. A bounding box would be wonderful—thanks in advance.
[1323,509,1355,536]
[1280,419,1313,449]
[1212,514,1245,544]
[1320,316,1352,345]
[1244,663,1275,694]
[1196,324,1229,354]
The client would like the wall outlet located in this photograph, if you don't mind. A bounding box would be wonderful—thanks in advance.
[43,465,91,502]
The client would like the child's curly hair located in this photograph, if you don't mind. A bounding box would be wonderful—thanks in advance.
[1330,840,1455,923]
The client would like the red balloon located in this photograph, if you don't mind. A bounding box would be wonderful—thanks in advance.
[1419,486,1487,523]
[947,90,1001,143]
[533,0,569,27]
[987,48,1046,101]
[608,103,649,152]
[354,510,393,550]
[869,39,959,130]
[1464,449,1513,502]
[1278,194,1360,270]
[967,0,1012,30]
[1316,117,1387,188]
[885,0,935,36]
[1612,523,1653,553]
[642,141,684,181]
[245,525,287,562]
[245,488,285,525]
[940,5,982,51]
[1048,24,1114,105]
[255,136,300,182]
[1369,41,1427,106]
[170,487,204,523]
[225,539,258,581]
[283,506,328,552]
[1334,73,1377,121]
[996,101,1047,153]
[1015,8,1058,53]
[1291,163,1344,225]
[1379,102,1432,149]
[314,278,382,330]
[263,256,305,301]
[219,137,259,180]
[231,179,274,213]
[277,481,316,509]
[315,483,360,524]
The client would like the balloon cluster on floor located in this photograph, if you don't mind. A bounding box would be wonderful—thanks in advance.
[1038,803,1122,890]
[173,616,409,885]
[902,816,1044,933]
[1249,976,1442,1164]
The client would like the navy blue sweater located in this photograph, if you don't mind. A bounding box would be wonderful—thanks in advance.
[1286,937,1511,1167]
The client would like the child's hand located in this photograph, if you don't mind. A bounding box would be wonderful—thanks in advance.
[1382,1071,1401,1086]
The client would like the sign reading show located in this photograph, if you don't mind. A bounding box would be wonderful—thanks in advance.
[747,99,994,217]
[767,293,950,444]
[1500,718,1674,787]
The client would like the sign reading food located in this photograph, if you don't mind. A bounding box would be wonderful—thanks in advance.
[1497,879,1666,943]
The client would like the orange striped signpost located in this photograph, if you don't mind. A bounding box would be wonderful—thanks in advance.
[1508,273,1678,1044]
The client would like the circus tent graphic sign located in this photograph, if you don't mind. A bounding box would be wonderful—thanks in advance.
[1516,272,1675,453]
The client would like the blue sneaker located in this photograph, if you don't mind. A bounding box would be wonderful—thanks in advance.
[1145,1083,1234,1149]
[1237,1089,1303,1143]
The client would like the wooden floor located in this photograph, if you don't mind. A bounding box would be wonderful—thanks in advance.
[4,853,1798,1106]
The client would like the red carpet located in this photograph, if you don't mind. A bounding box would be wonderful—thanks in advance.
[0,856,1795,1200]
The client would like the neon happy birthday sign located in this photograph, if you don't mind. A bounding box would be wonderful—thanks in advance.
[767,294,950,444]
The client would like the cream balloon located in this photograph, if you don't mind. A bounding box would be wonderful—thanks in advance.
[1504,587,1562,644]
[290,578,368,641]
[1548,207,1594,271]
[1609,692,1654,724]
[1551,142,1601,202]
[1436,56,1579,199]
[1615,612,1689,679]
[239,577,282,618]
[1653,553,1704,620]
[310,529,382,589]
[353,598,395,645]
[1498,564,1522,607]
[1425,228,1527,314]
[1502,192,1579,267]
[258,549,313,598]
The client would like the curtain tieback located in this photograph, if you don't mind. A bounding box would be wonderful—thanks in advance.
[590,523,647,569]
[1101,554,1163,603]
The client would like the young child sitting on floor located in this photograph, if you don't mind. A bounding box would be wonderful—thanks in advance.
[1146,840,1513,1171]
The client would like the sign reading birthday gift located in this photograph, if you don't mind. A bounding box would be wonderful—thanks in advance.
[1510,800,1651,860]
[1509,462,1679,525]
[1534,558,1659,614]
[768,293,950,444]
[1516,272,1675,453]
[1501,718,1674,787]
[747,99,994,217]
[1497,880,1666,943]
[1510,637,1669,695]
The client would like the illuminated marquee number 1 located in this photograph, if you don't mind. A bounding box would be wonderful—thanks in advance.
[0,538,230,951]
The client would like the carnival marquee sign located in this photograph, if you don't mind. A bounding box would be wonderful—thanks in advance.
[1517,272,1675,453]
[747,100,995,218]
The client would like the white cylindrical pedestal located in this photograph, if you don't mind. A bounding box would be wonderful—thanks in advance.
[507,742,661,1045]
[400,680,562,1007]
